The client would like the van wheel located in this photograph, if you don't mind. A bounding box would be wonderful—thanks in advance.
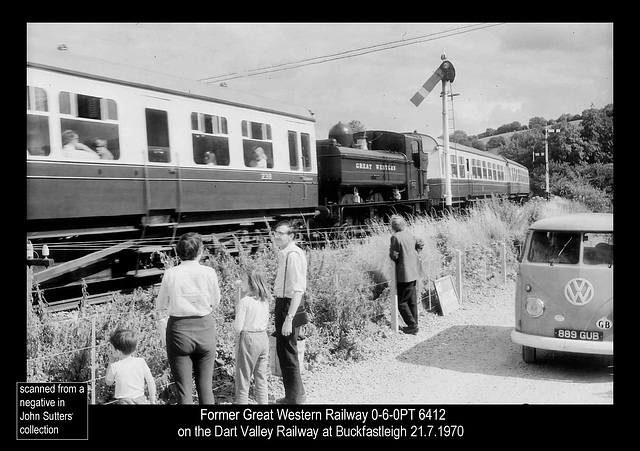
[522,346,536,363]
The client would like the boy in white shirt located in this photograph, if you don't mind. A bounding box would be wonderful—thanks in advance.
[105,329,156,404]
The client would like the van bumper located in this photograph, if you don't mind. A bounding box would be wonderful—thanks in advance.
[511,330,613,356]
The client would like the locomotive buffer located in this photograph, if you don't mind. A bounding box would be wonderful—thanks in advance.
[410,55,456,211]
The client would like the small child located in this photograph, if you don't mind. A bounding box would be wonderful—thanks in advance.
[105,329,156,404]
[233,268,272,404]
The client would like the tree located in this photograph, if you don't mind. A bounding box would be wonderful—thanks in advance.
[450,130,472,147]
[528,116,547,129]
[347,120,366,133]
[485,136,506,150]
[579,104,613,164]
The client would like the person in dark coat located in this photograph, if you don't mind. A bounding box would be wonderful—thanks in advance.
[389,215,423,334]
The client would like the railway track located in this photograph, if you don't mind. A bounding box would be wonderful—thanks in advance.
[28,223,373,311]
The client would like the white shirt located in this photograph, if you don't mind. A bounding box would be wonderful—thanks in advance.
[273,242,307,298]
[156,260,220,317]
[234,295,269,333]
[105,356,152,399]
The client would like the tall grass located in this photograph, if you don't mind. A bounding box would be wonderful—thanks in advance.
[26,196,594,402]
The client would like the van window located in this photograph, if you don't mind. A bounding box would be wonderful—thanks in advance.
[528,231,580,264]
[583,232,613,266]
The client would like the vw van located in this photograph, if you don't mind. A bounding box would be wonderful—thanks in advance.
[511,213,613,363]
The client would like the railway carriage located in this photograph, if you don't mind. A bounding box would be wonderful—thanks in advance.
[27,47,318,240]
[27,48,532,303]
[27,47,318,298]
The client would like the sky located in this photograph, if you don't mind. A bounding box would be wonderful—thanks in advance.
[26,22,613,140]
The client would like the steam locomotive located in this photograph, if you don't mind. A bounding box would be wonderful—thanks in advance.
[27,47,528,300]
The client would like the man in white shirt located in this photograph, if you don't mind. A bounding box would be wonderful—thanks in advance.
[273,220,308,404]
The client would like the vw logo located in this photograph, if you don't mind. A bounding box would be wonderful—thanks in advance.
[564,278,595,306]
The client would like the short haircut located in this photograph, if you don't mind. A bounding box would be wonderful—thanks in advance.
[390,215,407,232]
[274,220,295,237]
[176,232,203,261]
[109,329,137,355]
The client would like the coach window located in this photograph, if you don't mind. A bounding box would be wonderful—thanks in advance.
[301,133,312,171]
[192,112,229,166]
[59,91,120,160]
[482,161,487,179]
[27,86,50,156]
[458,156,466,178]
[242,120,273,168]
[288,131,300,170]
[450,155,457,177]
[145,108,171,163]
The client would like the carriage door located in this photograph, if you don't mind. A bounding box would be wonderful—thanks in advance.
[143,103,181,227]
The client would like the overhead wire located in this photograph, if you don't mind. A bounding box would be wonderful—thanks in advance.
[198,23,504,84]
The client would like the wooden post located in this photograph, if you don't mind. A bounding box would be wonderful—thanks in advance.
[390,261,398,333]
[501,242,507,285]
[91,316,96,405]
[456,250,463,304]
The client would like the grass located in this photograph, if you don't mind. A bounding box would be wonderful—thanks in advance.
[26,196,595,403]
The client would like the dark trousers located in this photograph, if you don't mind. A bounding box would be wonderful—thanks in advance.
[397,280,418,329]
[275,298,305,404]
[167,314,217,404]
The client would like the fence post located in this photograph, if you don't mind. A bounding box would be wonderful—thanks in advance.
[389,261,398,334]
[91,316,96,405]
[456,250,463,304]
[501,242,507,285]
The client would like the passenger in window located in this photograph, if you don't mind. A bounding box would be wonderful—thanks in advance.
[250,146,268,168]
[93,138,114,160]
[204,151,217,166]
[61,130,99,160]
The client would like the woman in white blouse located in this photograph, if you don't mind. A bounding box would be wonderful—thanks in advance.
[156,233,220,404]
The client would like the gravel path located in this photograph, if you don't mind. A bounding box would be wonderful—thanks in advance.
[272,282,613,405]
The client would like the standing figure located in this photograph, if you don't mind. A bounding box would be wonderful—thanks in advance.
[156,232,220,404]
[233,267,271,404]
[389,215,423,335]
[105,329,156,404]
[273,220,308,404]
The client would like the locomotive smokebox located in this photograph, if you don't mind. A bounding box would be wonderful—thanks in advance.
[329,122,353,147]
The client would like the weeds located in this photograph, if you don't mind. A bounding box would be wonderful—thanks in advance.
[26,196,591,402]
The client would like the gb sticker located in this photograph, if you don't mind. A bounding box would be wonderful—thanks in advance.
[596,316,612,330]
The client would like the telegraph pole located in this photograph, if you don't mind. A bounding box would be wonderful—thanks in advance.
[441,77,453,212]
[543,127,559,200]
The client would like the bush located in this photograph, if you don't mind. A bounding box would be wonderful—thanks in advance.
[27,195,601,402]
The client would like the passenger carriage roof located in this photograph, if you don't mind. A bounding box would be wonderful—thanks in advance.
[530,213,613,232]
[27,47,315,122]
[401,131,528,169]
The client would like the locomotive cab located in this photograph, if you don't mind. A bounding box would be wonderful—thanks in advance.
[316,124,434,227]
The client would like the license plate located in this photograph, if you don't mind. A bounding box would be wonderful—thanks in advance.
[554,329,603,341]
